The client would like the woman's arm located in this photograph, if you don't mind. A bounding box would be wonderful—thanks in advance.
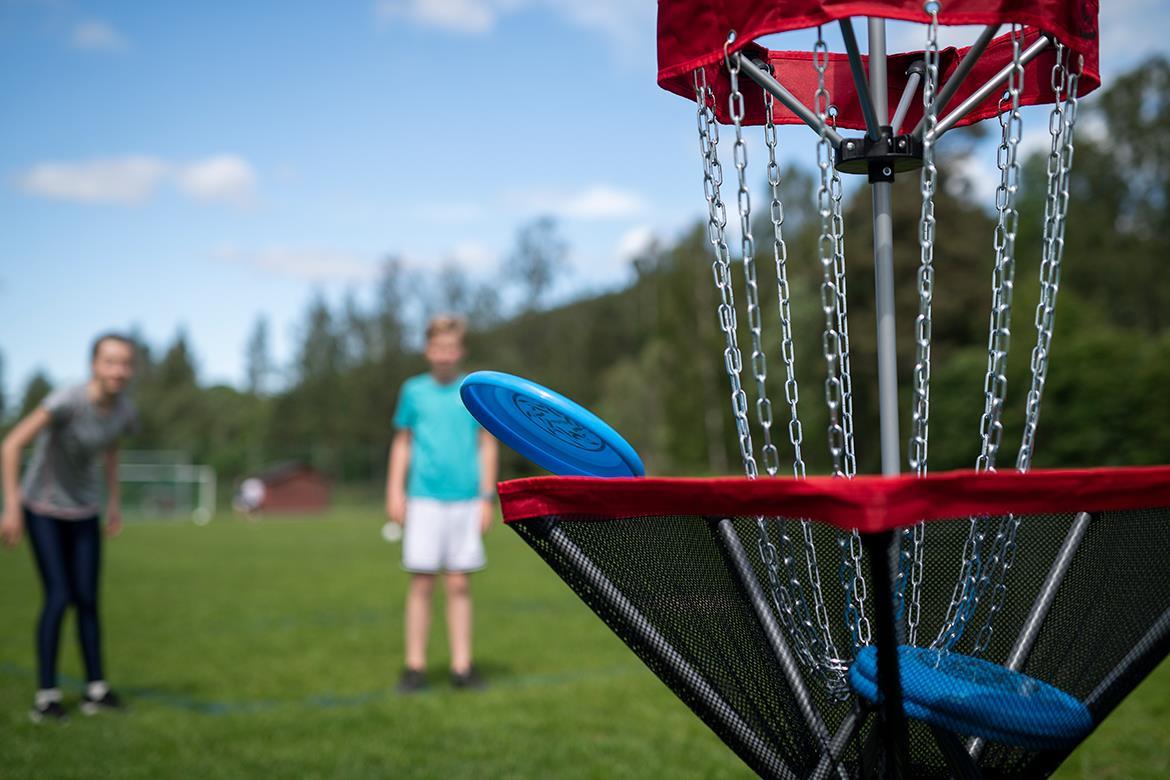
[477,430,499,534]
[1,406,52,547]
[103,446,123,537]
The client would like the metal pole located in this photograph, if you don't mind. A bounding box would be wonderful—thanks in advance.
[930,36,1051,139]
[840,19,882,139]
[868,18,901,478]
[911,25,1000,138]
[863,529,912,777]
[890,65,923,135]
[709,518,848,780]
[809,709,866,780]
[968,511,1093,760]
[740,57,845,146]
[543,525,799,780]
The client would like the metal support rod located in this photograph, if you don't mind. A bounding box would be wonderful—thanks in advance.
[968,511,1094,760]
[840,19,882,140]
[930,36,1051,139]
[911,25,1000,138]
[544,524,798,780]
[868,18,901,479]
[930,725,985,780]
[890,68,922,135]
[1007,511,1093,670]
[1085,604,1170,719]
[710,519,848,780]
[863,530,912,778]
[740,56,845,146]
[809,709,867,780]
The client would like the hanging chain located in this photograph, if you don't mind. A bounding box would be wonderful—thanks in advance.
[727,43,781,480]
[747,52,850,697]
[764,74,806,481]
[967,44,1083,657]
[808,27,869,654]
[694,66,757,481]
[897,1,942,647]
[976,25,1026,474]
[763,70,849,688]
[1016,42,1080,473]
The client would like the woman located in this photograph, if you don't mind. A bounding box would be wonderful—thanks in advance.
[1,334,138,722]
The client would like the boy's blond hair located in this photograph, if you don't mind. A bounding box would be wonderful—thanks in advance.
[425,314,467,342]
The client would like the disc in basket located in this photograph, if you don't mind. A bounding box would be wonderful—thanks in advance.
[460,371,644,478]
[850,645,1092,749]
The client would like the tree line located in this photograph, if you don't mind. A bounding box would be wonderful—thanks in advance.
[3,57,1168,494]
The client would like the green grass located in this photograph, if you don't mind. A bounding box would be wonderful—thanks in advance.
[0,510,1166,778]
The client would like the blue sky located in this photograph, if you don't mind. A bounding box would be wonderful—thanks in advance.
[2,0,1167,404]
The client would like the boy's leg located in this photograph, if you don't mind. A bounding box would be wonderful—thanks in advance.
[404,573,435,672]
[445,572,472,675]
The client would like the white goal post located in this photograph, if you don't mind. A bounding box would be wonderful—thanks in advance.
[118,451,216,524]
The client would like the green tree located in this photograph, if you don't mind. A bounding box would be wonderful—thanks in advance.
[18,371,52,419]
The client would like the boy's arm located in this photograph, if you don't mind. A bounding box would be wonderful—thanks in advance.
[477,430,499,533]
[386,429,411,524]
[1,406,52,548]
[103,446,123,537]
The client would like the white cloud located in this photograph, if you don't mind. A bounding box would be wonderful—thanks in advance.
[448,241,497,270]
[616,225,655,261]
[176,155,257,206]
[375,0,495,35]
[70,20,127,52]
[16,154,260,207]
[17,156,168,204]
[374,0,653,55]
[215,247,380,283]
[548,184,645,219]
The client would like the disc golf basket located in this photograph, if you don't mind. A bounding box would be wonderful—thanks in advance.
[487,2,1170,777]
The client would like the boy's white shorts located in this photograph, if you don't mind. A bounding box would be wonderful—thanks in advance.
[402,498,486,574]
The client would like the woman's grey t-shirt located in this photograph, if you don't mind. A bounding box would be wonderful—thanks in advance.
[21,385,137,520]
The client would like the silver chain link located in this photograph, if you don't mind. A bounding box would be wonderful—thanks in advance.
[968,44,1083,656]
[808,27,870,654]
[898,2,942,647]
[762,70,851,689]
[693,66,758,482]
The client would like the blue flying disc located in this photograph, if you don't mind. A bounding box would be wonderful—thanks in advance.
[460,371,644,478]
[849,645,1092,750]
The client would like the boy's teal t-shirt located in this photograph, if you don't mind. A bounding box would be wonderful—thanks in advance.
[393,373,481,501]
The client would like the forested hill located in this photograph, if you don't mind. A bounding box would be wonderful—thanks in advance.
[6,57,1168,489]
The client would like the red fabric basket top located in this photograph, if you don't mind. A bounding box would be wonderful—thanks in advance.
[499,466,1170,534]
[657,0,1100,131]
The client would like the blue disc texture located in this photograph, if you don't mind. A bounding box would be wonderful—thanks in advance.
[849,645,1092,750]
[460,371,645,478]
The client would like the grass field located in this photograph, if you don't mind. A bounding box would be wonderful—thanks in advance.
[0,509,1166,778]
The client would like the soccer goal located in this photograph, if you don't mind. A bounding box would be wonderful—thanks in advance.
[118,450,216,524]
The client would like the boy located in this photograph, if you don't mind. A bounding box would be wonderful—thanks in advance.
[386,315,498,692]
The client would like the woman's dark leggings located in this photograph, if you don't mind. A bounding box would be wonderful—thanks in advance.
[24,508,104,689]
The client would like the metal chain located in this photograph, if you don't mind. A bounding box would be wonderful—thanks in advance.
[727,43,781,480]
[808,27,869,654]
[1017,42,1080,473]
[693,66,757,481]
[898,1,941,647]
[762,73,850,693]
[968,45,1083,656]
[764,73,806,481]
[976,26,1026,474]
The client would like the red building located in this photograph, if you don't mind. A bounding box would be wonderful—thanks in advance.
[246,462,332,514]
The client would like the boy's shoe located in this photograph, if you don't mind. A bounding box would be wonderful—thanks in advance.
[451,667,486,691]
[397,668,429,694]
[80,686,125,715]
[29,700,68,724]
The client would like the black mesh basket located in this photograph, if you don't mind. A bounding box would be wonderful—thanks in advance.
[500,466,1170,779]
